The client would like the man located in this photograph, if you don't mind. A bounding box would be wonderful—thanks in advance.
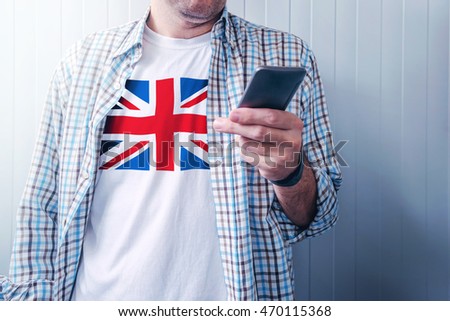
[0,0,341,300]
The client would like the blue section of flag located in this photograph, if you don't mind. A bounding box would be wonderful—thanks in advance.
[125,79,150,103]
[101,140,121,155]
[180,78,208,101]
[180,146,209,171]
[117,147,150,171]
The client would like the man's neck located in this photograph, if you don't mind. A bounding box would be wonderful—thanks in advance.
[147,2,222,39]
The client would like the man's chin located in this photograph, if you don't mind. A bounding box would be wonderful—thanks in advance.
[181,13,219,27]
[179,10,222,26]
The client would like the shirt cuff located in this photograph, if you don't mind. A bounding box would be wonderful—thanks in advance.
[0,276,54,301]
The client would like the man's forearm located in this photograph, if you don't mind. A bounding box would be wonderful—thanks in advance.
[212,107,318,228]
[273,158,317,228]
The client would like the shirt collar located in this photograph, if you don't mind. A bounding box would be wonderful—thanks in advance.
[112,5,236,58]
[211,6,238,49]
[112,5,150,58]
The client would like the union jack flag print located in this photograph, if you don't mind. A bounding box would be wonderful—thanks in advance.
[99,77,209,171]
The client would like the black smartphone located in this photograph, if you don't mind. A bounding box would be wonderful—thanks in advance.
[238,66,306,110]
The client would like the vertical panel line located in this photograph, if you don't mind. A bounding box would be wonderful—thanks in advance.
[355,0,359,92]
[309,0,314,48]
[11,0,17,268]
[59,0,63,55]
[82,0,86,36]
[332,0,337,301]
[425,0,430,300]
[378,0,384,300]
[288,0,292,33]
[333,0,337,87]
[264,0,268,26]
[128,0,132,23]
[106,0,110,28]
[58,0,62,58]
[34,0,38,134]
[400,0,406,278]
[448,0,450,300]
[308,239,312,300]
[354,0,359,299]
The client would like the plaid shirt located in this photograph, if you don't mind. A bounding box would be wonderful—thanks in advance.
[0,7,341,301]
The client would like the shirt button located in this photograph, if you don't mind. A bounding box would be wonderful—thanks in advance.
[81,171,90,180]
[114,82,121,90]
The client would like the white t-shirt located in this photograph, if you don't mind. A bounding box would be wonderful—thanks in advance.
[72,25,227,300]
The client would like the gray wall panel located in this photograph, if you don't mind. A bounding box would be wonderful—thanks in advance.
[401,0,429,300]
[308,0,337,301]
[426,0,449,300]
[379,0,404,301]
[333,0,358,301]
[0,0,14,277]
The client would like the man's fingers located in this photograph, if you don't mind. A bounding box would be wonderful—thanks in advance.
[240,136,300,163]
[239,136,276,157]
[213,117,286,142]
[229,107,303,131]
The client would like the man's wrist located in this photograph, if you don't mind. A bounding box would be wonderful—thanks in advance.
[270,152,304,187]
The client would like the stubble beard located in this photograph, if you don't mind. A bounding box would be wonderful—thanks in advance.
[171,0,225,25]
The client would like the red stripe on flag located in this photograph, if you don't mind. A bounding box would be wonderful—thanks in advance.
[100,141,148,170]
[104,114,207,135]
[119,97,140,110]
[181,91,207,108]
[191,140,208,152]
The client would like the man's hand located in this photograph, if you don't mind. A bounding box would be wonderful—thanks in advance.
[212,108,303,181]
[213,107,317,228]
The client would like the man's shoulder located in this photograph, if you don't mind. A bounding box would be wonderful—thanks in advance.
[61,20,142,67]
[50,19,143,92]
[229,13,310,51]
[84,20,140,46]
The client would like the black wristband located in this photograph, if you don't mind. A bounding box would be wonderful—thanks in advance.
[270,152,304,187]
